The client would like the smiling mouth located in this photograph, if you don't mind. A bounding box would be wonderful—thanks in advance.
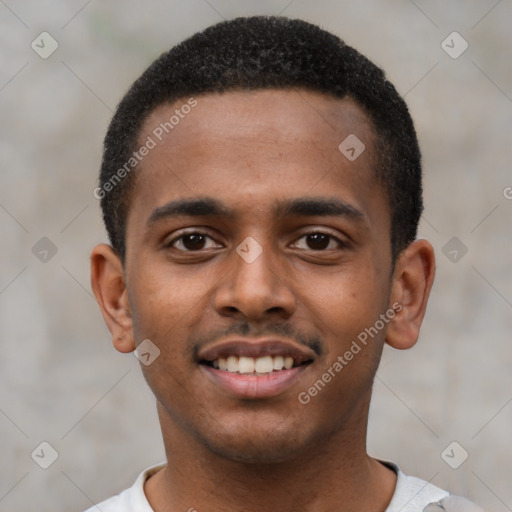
[198,338,315,378]
[201,355,312,375]
[197,339,316,398]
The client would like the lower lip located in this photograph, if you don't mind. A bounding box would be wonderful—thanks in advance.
[200,364,310,399]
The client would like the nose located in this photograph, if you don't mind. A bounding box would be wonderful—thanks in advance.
[213,238,297,322]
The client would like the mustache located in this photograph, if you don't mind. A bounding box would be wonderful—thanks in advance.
[190,321,324,359]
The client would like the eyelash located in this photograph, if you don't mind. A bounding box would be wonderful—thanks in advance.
[165,230,347,252]
[166,230,220,251]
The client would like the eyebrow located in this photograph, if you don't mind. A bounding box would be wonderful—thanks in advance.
[148,197,233,225]
[147,196,365,226]
[275,197,364,220]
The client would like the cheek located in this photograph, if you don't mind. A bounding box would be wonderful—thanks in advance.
[303,268,389,400]
[127,264,204,403]
[306,259,388,328]
[127,259,208,341]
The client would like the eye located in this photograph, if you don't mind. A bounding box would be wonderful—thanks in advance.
[292,232,345,251]
[167,231,221,251]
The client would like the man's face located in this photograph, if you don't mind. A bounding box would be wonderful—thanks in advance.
[124,89,394,462]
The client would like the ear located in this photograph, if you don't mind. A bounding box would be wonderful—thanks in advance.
[385,239,436,350]
[90,243,135,353]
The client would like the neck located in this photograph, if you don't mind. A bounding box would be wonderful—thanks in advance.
[145,397,396,512]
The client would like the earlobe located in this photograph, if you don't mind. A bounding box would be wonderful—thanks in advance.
[90,244,136,353]
[385,239,436,350]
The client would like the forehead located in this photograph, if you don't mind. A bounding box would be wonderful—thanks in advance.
[142,89,375,158]
[127,89,386,232]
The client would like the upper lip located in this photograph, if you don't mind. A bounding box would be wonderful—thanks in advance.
[197,337,316,365]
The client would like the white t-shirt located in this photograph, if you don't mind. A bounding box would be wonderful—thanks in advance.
[85,460,484,512]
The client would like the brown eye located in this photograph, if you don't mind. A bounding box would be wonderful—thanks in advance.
[168,232,221,251]
[305,233,330,250]
[293,232,343,251]
[180,233,207,250]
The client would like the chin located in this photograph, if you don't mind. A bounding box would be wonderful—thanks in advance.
[199,418,320,464]
[207,438,304,464]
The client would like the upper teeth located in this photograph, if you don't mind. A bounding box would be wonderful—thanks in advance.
[213,355,294,374]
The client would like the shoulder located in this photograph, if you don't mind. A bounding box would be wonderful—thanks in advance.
[423,495,486,511]
[83,463,165,512]
[382,461,485,512]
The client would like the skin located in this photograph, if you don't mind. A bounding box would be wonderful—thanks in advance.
[91,89,436,512]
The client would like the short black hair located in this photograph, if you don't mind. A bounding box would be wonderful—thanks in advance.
[98,15,422,262]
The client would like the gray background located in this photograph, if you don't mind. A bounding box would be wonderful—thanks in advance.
[1,1,511,510]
